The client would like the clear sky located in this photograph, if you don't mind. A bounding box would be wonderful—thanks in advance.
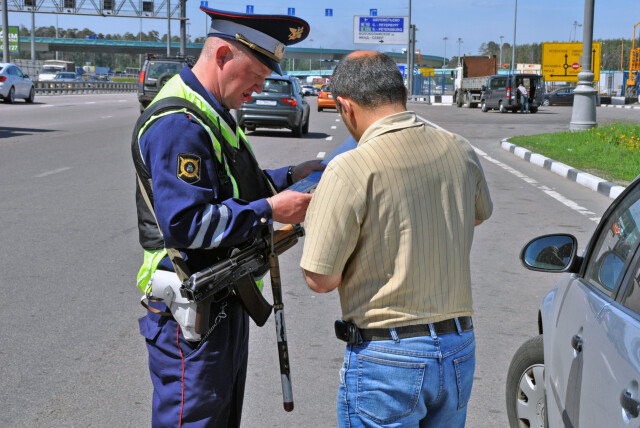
[6,0,640,59]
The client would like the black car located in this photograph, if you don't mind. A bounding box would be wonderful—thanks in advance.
[543,86,575,106]
[480,74,544,113]
[138,54,195,113]
[235,75,310,137]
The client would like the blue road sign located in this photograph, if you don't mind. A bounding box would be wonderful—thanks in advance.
[413,68,419,75]
[325,8,333,17]
[246,5,253,14]
[200,1,207,7]
[288,7,295,16]
[370,9,377,16]
[358,17,404,33]
[398,65,405,77]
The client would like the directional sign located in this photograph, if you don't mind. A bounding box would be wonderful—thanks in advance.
[200,1,207,7]
[325,9,333,17]
[246,5,253,14]
[370,9,377,16]
[353,16,408,45]
[398,65,406,77]
[288,7,295,16]
[542,42,601,82]
[420,68,435,77]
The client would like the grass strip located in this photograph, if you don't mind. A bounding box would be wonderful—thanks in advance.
[509,121,640,185]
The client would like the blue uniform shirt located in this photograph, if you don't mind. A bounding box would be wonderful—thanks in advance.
[139,66,289,272]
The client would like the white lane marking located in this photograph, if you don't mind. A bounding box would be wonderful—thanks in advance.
[326,136,333,141]
[118,100,127,103]
[35,167,71,178]
[416,115,600,224]
[85,102,96,104]
[101,115,113,119]
[40,105,54,108]
[331,126,337,129]
[335,119,340,122]
[317,152,326,159]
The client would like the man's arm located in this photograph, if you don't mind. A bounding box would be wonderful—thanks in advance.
[302,269,341,293]
[475,219,484,226]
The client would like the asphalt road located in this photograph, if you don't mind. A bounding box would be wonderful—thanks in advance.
[0,94,638,427]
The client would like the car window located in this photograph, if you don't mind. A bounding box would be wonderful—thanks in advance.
[147,62,182,79]
[321,85,330,92]
[584,186,640,294]
[263,79,292,93]
[15,68,23,78]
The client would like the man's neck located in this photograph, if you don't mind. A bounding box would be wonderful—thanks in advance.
[353,103,407,140]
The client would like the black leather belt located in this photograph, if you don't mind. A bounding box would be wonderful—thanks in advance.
[335,317,473,343]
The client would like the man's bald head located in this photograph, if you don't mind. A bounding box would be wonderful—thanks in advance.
[330,51,406,109]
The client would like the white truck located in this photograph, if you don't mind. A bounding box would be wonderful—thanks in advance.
[38,60,76,82]
[454,56,498,108]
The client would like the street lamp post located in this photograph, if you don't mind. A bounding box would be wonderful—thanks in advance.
[511,0,517,73]
[570,0,597,130]
[499,35,504,69]
[457,38,463,66]
[572,20,582,42]
[443,36,448,67]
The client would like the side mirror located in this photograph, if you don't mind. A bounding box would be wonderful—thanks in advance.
[520,234,580,273]
[481,85,487,91]
[24,74,29,79]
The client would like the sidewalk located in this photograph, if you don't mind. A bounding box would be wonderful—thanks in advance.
[500,139,626,199]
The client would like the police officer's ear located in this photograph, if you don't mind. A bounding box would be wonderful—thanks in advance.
[215,44,234,70]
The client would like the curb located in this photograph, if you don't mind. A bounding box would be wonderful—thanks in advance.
[601,104,640,110]
[500,139,626,199]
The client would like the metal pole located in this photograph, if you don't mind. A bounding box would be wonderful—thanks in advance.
[55,14,58,60]
[1,0,8,63]
[499,35,504,70]
[179,0,185,56]
[457,38,462,65]
[31,10,36,65]
[166,0,171,56]
[406,0,412,96]
[511,0,517,73]
[570,0,596,131]
[443,36,447,67]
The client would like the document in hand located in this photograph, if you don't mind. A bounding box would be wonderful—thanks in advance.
[286,136,358,193]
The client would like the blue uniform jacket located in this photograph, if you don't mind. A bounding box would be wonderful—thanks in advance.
[139,67,289,272]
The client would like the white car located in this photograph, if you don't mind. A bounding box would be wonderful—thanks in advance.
[0,62,35,104]
[507,176,640,427]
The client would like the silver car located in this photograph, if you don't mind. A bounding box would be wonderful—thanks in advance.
[507,176,640,427]
[0,62,35,104]
[53,72,85,82]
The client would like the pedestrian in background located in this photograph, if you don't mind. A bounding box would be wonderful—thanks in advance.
[518,82,529,113]
[300,51,493,427]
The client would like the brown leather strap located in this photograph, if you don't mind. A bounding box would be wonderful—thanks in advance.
[140,297,172,317]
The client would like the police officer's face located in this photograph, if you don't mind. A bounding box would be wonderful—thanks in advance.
[220,47,272,110]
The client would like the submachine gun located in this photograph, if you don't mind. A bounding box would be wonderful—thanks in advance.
[180,223,304,411]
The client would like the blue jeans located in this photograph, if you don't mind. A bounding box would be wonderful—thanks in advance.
[337,326,475,428]
[520,94,529,113]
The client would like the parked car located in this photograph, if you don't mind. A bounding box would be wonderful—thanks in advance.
[317,84,337,112]
[52,72,84,82]
[236,75,310,137]
[480,74,543,113]
[138,54,194,113]
[301,85,318,96]
[543,86,575,106]
[87,74,111,82]
[506,176,640,428]
[0,62,35,104]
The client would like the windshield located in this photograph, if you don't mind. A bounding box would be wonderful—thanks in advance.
[42,67,62,73]
[262,79,292,94]
[147,62,183,79]
[56,73,75,78]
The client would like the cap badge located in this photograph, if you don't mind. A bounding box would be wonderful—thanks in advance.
[288,27,304,41]
[274,43,286,60]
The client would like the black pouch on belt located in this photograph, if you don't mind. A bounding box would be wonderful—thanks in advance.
[334,320,360,344]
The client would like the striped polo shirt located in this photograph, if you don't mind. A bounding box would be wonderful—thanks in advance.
[300,111,493,328]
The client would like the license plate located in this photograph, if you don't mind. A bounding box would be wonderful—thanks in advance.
[256,100,277,106]
[328,94,333,98]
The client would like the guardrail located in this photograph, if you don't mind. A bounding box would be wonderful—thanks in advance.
[34,81,137,95]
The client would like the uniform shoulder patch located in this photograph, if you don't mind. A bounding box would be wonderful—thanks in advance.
[177,153,201,184]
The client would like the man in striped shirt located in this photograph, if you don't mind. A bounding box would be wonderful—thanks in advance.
[300,51,492,428]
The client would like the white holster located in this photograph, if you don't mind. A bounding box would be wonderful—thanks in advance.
[147,270,201,341]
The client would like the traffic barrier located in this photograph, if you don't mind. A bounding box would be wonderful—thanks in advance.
[34,81,137,95]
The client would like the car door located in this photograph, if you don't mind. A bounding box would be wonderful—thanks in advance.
[545,181,640,428]
[555,88,572,105]
[578,185,640,427]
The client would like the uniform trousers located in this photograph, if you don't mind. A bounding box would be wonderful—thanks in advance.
[139,297,249,428]
[337,325,475,428]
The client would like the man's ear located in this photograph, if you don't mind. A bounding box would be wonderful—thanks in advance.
[336,96,354,120]
[215,44,233,69]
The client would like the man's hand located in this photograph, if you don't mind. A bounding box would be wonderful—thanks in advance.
[292,160,325,182]
[268,191,313,224]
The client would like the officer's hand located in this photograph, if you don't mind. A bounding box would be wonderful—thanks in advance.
[292,160,325,182]
[268,191,313,224]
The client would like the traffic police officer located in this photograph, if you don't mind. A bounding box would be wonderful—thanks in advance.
[132,7,317,427]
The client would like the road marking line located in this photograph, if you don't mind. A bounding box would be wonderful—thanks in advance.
[118,100,127,103]
[40,105,54,108]
[85,102,96,104]
[35,167,71,178]
[101,115,113,119]
[326,136,333,141]
[417,115,600,224]
[335,119,340,122]
[317,152,326,158]
[331,126,337,129]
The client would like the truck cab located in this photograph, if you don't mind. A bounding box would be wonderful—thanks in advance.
[481,74,544,113]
